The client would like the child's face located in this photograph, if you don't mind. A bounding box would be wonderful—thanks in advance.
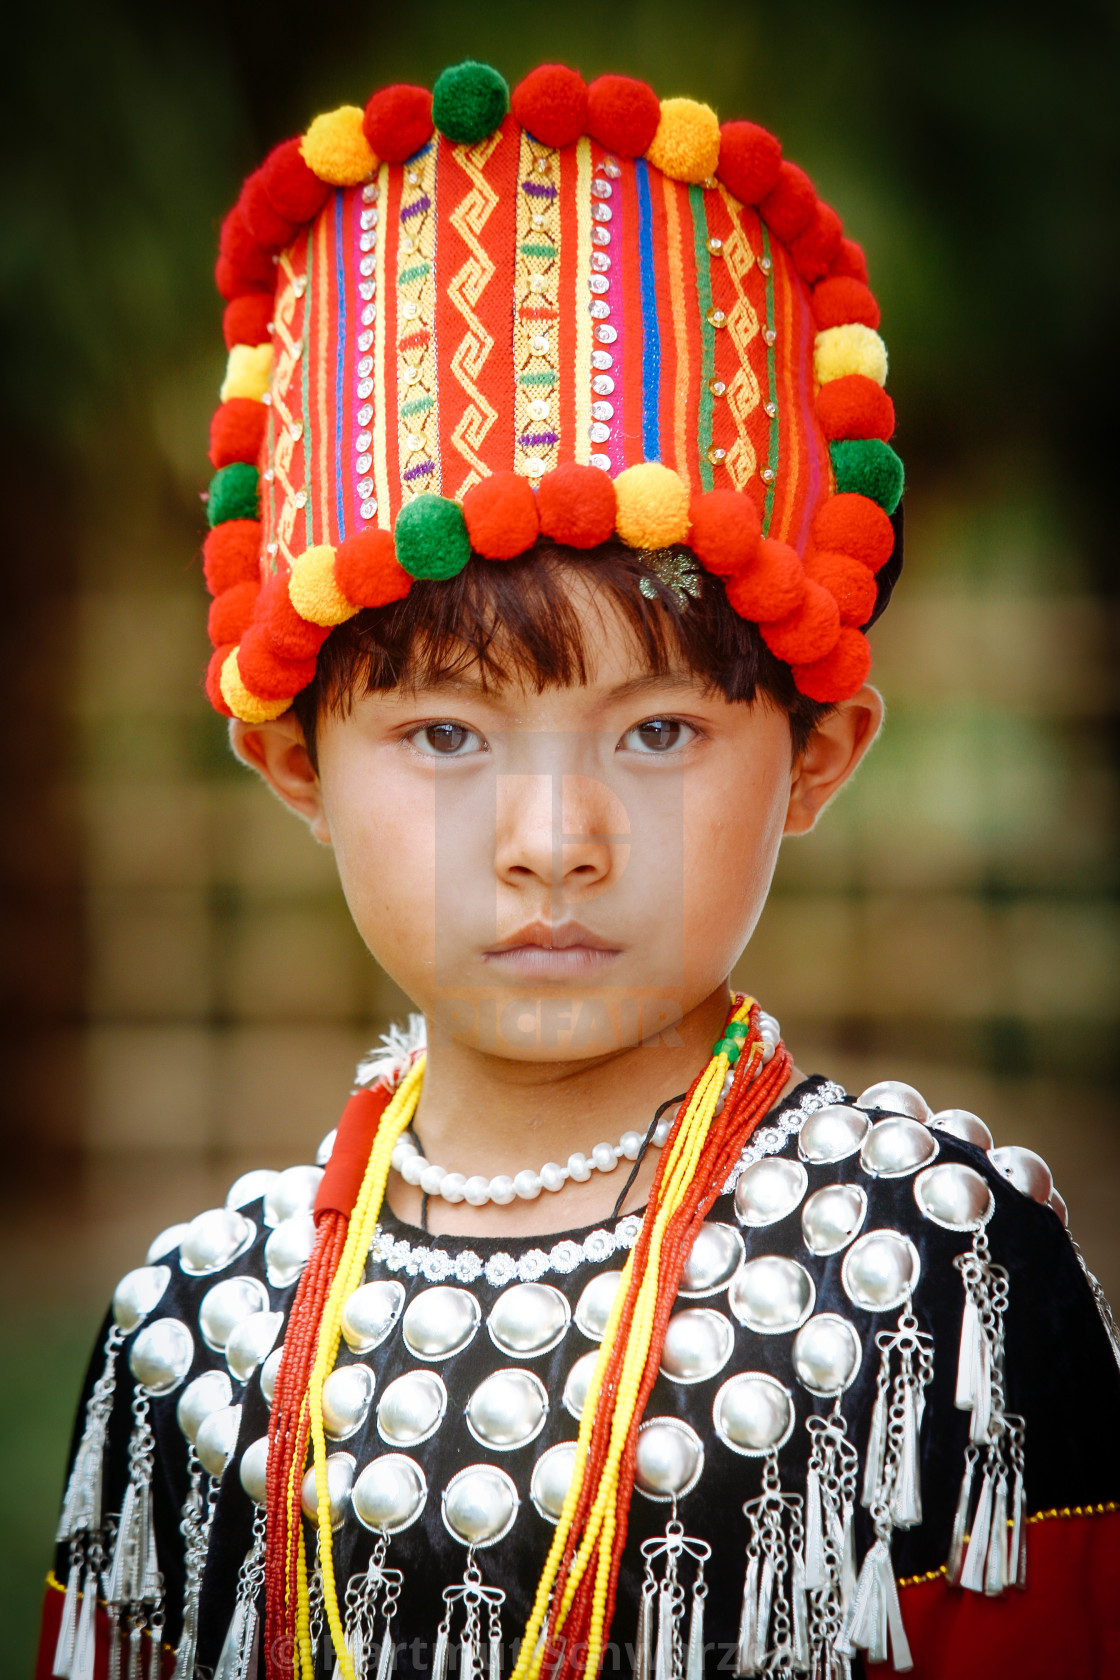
[236,584,880,1060]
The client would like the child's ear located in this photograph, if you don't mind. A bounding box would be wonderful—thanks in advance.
[229,714,332,844]
[784,685,884,835]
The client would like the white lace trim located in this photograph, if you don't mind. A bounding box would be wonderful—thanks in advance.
[719,1078,847,1195]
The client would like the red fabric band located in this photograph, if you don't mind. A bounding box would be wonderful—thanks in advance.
[313,1085,392,1221]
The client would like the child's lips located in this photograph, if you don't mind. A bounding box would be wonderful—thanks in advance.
[481,921,623,977]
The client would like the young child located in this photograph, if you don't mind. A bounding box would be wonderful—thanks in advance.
[40,58,1120,1680]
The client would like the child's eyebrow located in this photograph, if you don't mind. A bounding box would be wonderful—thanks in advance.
[404,668,707,705]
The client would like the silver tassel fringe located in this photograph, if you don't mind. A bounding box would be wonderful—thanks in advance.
[634,1513,710,1680]
[734,1453,806,1676]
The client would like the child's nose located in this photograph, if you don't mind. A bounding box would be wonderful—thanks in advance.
[494,772,630,890]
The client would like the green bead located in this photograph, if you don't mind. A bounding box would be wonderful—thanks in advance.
[208,463,259,527]
[394,494,472,580]
[714,1037,741,1064]
[432,61,510,144]
[829,439,905,515]
[725,1021,750,1042]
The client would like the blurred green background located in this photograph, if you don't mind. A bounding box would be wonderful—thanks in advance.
[2,0,1117,1666]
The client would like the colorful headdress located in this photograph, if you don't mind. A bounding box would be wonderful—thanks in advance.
[203,60,903,725]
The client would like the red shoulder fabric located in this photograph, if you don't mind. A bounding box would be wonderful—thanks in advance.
[36,1579,173,1678]
[314,1085,393,1220]
[866,1510,1120,1680]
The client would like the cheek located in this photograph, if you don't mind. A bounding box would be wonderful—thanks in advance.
[681,752,789,959]
[321,754,439,967]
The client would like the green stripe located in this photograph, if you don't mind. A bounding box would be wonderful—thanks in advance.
[518,370,558,386]
[401,395,434,417]
[519,243,558,260]
[690,186,716,493]
[762,226,778,535]
[398,262,431,288]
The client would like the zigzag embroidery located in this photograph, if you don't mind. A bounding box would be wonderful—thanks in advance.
[718,187,762,494]
[445,131,503,497]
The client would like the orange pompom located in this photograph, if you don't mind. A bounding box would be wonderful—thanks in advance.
[716,121,782,205]
[829,237,869,284]
[207,580,260,648]
[585,75,661,157]
[761,579,842,664]
[208,398,268,468]
[723,537,805,623]
[203,520,262,594]
[257,573,331,660]
[790,202,843,282]
[759,162,816,243]
[461,472,540,560]
[511,64,589,148]
[816,375,895,443]
[687,489,760,579]
[793,625,872,701]
[236,629,317,702]
[206,644,236,716]
[811,493,894,572]
[811,277,880,332]
[240,169,299,250]
[222,294,272,349]
[804,550,878,625]
[537,463,617,548]
[363,84,434,164]
[334,530,412,607]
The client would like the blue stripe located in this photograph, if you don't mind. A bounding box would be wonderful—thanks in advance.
[635,160,661,463]
[334,190,346,538]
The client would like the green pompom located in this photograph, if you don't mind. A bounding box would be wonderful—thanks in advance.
[829,439,905,515]
[394,494,472,580]
[207,463,259,527]
[432,60,510,144]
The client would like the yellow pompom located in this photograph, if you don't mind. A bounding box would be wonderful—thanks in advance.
[814,323,889,387]
[220,648,290,723]
[288,545,357,626]
[645,98,721,184]
[300,107,378,187]
[613,463,691,549]
[220,342,273,403]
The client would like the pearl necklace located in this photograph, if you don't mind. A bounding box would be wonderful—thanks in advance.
[390,1008,781,1207]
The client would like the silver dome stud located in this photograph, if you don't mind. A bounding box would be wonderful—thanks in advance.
[441,1465,520,1547]
[225,1168,280,1210]
[198,1276,270,1354]
[264,1164,324,1229]
[931,1109,994,1151]
[733,1158,808,1229]
[265,1213,316,1289]
[658,1309,735,1385]
[341,1279,406,1354]
[466,1369,549,1451]
[801,1184,867,1258]
[729,1256,815,1335]
[856,1080,933,1122]
[146,1223,190,1264]
[177,1370,234,1445]
[530,1442,578,1524]
[713,1372,794,1457]
[316,1128,337,1167]
[860,1117,938,1179]
[574,1270,624,1341]
[634,1418,704,1501]
[179,1207,255,1277]
[841,1230,921,1313]
[225,1310,284,1384]
[260,1345,284,1409]
[239,1435,269,1506]
[792,1315,863,1398]
[377,1370,448,1447]
[1050,1187,1069,1227]
[128,1317,194,1395]
[797,1105,870,1165]
[196,1403,243,1478]
[914,1163,994,1232]
[353,1454,428,1535]
[322,1363,376,1441]
[678,1222,745,1297]
[112,1265,171,1333]
[401,1286,481,1361]
[487,1282,571,1357]
[300,1452,356,1527]
[562,1352,600,1420]
[988,1145,1053,1204]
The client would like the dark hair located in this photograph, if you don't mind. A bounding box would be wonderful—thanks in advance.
[292,540,833,762]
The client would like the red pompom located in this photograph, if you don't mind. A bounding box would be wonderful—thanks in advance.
[687,490,761,579]
[240,169,299,250]
[793,625,872,701]
[716,121,782,205]
[759,162,817,244]
[512,65,589,148]
[363,85,434,164]
[257,573,331,661]
[804,550,878,625]
[811,277,880,331]
[261,137,331,223]
[236,628,316,702]
[203,520,262,594]
[724,538,805,623]
[811,493,894,572]
[790,202,843,283]
[215,207,275,300]
[206,644,235,716]
[586,75,661,157]
[223,294,272,349]
[208,580,260,648]
[761,579,842,664]
[537,463,617,548]
[462,472,540,560]
[829,237,869,284]
[335,530,412,607]
[208,398,268,469]
[816,376,895,443]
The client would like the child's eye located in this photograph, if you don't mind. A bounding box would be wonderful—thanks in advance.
[620,718,695,754]
[408,721,488,757]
